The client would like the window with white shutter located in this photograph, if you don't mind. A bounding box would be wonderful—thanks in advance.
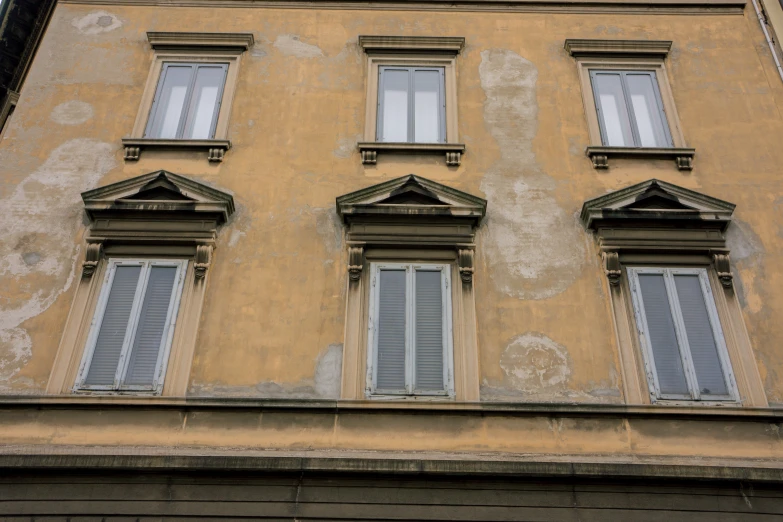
[76,259,187,393]
[367,263,454,397]
[628,267,738,402]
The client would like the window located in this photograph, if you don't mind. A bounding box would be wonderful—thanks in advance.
[627,267,737,402]
[76,259,187,393]
[0,90,18,141]
[590,71,672,148]
[145,63,228,140]
[123,32,254,162]
[358,36,465,166]
[367,263,454,397]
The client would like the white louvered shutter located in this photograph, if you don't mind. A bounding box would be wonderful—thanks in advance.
[84,266,142,386]
[637,273,689,396]
[414,269,444,392]
[124,266,178,387]
[673,274,729,397]
[376,269,407,391]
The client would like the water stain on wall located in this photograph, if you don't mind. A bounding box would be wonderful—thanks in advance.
[71,11,123,35]
[50,101,94,126]
[478,49,585,301]
[273,34,324,58]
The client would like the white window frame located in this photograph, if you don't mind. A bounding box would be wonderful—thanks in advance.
[366,262,455,398]
[627,267,739,403]
[376,65,446,144]
[75,258,188,394]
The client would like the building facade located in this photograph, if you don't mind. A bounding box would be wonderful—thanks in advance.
[1,0,783,518]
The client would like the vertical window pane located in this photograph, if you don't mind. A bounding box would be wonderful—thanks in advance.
[148,66,193,139]
[376,269,407,390]
[626,73,671,148]
[85,266,142,386]
[415,270,444,391]
[183,66,225,140]
[380,69,409,142]
[592,73,634,147]
[124,266,177,387]
[674,275,728,396]
[413,70,441,143]
[638,274,689,396]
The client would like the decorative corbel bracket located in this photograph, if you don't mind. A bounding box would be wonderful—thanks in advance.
[602,251,622,286]
[458,248,475,285]
[713,253,733,288]
[348,245,364,282]
[81,242,103,278]
[194,244,213,281]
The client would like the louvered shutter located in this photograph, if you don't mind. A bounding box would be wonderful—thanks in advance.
[84,266,142,386]
[414,269,444,392]
[124,266,178,387]
[376,269,407,391]
[673,274,728,396]
[638,274,689,395]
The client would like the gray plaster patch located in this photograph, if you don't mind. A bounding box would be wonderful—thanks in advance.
[273,34,324,58]
[499,332,572,392]
[314,343,343,398]
[315,207,343,254]
[0,139,117,391]
[71,11,122,35]
[478,49,585,300]
[333,136,360,159]
[50,101,94,125]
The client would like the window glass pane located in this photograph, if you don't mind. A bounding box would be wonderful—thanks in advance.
[673,275,728,396]
[413,70,441,143]
[380,69,409,142]
[148,66,193,139]
[124,266,177,387]
[415,270,444,391]
[626,73,671,148]
[85,266,142,386]
[638,273,689,396]
[592,73,634,147]
[376,269,407,390]
[183,66,225,140]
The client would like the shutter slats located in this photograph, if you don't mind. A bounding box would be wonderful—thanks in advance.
[415,270,444,391]
[674,274,728,396]
[638,274,689,396]
[124,266,178,387]
[84,266,142,386]
[376,270,407,390]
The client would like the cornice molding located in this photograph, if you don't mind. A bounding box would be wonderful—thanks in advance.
[359,35,465,53]
[146,31,255,50]
[565,39,673,57]
[59,0,746,15]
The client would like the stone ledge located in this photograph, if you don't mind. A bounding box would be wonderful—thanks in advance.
[147,31,254,50]
[565,39,673,57]
[121,138,231,162]
[585,146,696,170]
[358,142,466,166]
[359,35,465,53]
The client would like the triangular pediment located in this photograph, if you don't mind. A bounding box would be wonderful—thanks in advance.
[82,170,235,224]
[580,179,735,229]
[336,174,486,223]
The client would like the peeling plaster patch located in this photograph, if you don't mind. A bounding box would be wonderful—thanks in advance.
[0,139,117,390]
[314,343,343,398]
[228,229,246,248]
[333,136,360,159]
[71,11,122,35]
[314,207,343,254]
[726,219,765,314]
[478,49,585,300]
[500,332,572,392]
[273,34,324,58]
[50,101,94,125]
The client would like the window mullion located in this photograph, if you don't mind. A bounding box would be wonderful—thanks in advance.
[663,269,700,400]
[405,264,415,394]
[175,64,199,139]
[114,261,151,390]
[619,72,643,147]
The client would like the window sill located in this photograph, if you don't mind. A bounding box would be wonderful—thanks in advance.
[358,141,465,166]
[585,146,695,170]
[122,138,232,163]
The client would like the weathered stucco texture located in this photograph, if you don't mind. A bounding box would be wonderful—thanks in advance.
[1,4,783,406]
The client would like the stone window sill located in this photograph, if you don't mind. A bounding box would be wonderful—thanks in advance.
[122,138,232,162]
[586,146,696,170]
[358,141,466,166]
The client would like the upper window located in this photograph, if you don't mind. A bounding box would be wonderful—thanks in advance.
[76,259,187,393]
[627,267,737,402]
[367,263,454,397]
[377,66,445,143]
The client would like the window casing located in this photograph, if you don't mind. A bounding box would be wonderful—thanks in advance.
[76,259,187,393]
[627,267,738,402]
[367,263,454,397]
[377,66,446,144]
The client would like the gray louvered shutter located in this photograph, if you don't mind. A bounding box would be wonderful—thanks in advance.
[376,269,407,391]
[638,274,689,396]
[673,274,728,396]
[84,266,142,386]
[123,266,178,387]
[414,270,444,392]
